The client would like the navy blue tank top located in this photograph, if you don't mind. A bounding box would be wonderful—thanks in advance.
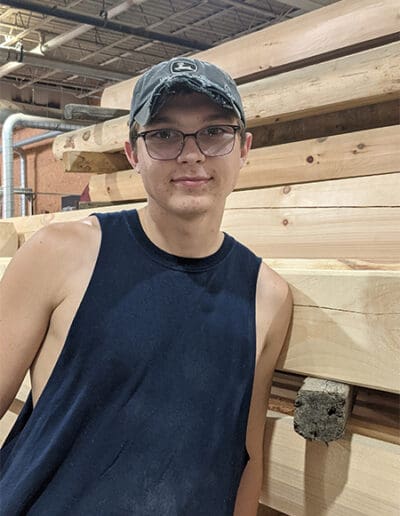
[1,209,262,515]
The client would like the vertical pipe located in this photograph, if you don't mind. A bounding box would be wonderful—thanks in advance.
[2,113,83,218]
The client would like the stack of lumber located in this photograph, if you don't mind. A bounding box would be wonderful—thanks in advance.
[1,0,399,514]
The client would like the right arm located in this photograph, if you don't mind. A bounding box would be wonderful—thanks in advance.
[0,224,69,419]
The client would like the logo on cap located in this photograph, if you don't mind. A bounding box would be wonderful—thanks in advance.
[170,60,198,73]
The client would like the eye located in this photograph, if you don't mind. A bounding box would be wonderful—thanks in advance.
[203,126,226,137]
[148,129,179,141]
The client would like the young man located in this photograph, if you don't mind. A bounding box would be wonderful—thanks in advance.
[0,57,293,515]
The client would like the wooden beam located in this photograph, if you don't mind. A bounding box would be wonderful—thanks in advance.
[89,169,147,201]
[242,41,400,128]
[0,222,18,257]
[64,104,129,122]
[85,126,400,202]
[221,207,400,259]
[250,100,400,148]
[53,43,400,159]
[226,173,400,210]
[62,151,130,174]
[1,252,398,392]
[261,412,400,515]
[272,266,399,393]
[0,257,12,276]
[8,205,400,260]
[101,0,400,109]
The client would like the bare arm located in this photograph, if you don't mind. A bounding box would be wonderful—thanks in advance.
[234,263,293,515]
[0,224,72,418]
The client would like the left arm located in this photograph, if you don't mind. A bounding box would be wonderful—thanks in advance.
[234,263,293,515]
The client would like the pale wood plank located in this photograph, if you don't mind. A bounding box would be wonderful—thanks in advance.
[0,222,18,257]
[222,207,400,259]
[1,260,398,392]
[250,100,399,148]
[261,412,400,515]
[89,169,146,201]
[101,0,400,109]
[0,257,11,276]
[4,204,400,260]
[63,151,129,174]
[53,44,400,160]
[86,125,400,202]
[226,173,400,210]
[242,41,400,128]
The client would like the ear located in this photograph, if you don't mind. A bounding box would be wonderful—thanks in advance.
[239,132,252,169]
[124,140,140,172]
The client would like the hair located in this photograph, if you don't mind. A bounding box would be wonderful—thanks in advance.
[128,87,247,150]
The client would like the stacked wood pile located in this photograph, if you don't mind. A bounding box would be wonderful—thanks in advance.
[1,0,399,514]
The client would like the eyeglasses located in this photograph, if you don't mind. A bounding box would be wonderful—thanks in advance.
[136,124,241,160]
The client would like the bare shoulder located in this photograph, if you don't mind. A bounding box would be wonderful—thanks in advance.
[256,261,293,357]
[2,215,100,303]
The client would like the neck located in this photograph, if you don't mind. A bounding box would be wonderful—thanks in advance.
[138,204,225,258]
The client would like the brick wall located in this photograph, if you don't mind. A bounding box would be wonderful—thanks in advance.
[8,127,90,215]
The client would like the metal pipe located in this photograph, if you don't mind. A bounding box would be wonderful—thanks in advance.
[0,0,147,80]
[2,113,83,218]
[1,0,209,51]
[13,149,27,216]
[0,46,132,82]
[0,130,62,153]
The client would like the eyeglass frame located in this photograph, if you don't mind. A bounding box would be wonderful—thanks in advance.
[134,124,242,160]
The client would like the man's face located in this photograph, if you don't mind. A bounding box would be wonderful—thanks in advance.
[124,92,252,219]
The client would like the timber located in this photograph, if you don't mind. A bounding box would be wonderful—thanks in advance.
[261,411,400,515]
[89,170,400,214]
[85,126,400,201]
[0,257,11,276]
[0,254,398,393]
[64,104,129,122]
[293,378,355,442]
[250,100,399,148]
[62,151,130,174]
[241,41,400,128]
[53,43,400,160]
[221,207,400,259]
[101,0,400,109]
[0,222,17,256]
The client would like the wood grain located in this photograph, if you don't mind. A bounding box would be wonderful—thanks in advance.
[101,0,400,109]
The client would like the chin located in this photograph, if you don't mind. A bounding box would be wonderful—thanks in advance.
[170,196,219,218]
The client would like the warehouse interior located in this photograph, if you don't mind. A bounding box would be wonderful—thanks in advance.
[0,1,399,515]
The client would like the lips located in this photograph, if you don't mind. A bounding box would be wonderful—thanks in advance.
[172,176,211,187]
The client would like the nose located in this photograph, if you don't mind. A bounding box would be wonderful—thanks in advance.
[177,135,205,163]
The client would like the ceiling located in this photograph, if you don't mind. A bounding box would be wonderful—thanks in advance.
[0,0,338,110]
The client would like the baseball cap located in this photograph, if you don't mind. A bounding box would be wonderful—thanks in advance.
[128,57,245,128]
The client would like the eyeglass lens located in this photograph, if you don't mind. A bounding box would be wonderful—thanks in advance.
[143,125,238,160]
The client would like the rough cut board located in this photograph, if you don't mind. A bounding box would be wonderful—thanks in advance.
[101,0,400,109]
[86,125,400,202]
[0,222,17,257]
[261,411,400,516]
[52,42,400,159]
[4,206,400,260]
[221,207,400,260]
[241,41,400,127]
[225,173,400,209]
[63,151,129,174]
[89,170,400,207]
[1,254,398,392]
[250,100,400,148]
[272,267,400,393]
